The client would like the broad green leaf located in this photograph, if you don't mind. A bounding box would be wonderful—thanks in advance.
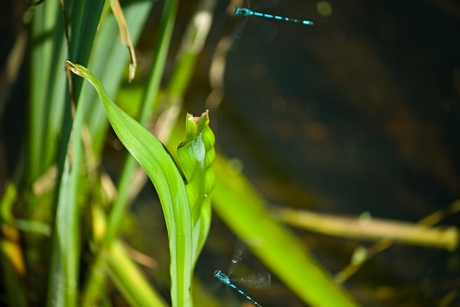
[79,0,180,304]
[66,61,193,307]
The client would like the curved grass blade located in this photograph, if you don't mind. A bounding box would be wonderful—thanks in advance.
[66,61,193,307]
[81,0,179,305]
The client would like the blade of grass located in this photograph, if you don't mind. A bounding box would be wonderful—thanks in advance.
[91,203,168,307]
[275,207,458,250]
[28,0,61,184]
[165,0,216,101]
[41,6,67,175]
[107,240,168,307]
[66,0,105,100]
[26,1,65,190]
[47,145,82,306]
[66,61,193,307]
[139,0,180,120]
[212,155,358,307]
[45,1,103,306]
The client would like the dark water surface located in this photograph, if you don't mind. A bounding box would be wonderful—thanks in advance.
[181,0,460,306]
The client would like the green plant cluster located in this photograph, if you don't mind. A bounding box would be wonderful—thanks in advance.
[0,0,358,306]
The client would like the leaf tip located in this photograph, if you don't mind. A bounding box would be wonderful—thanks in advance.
[65,60,82,76]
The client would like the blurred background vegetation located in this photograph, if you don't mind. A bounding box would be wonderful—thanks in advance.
[1,0,460,306]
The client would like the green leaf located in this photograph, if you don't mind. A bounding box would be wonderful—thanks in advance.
[177,112,215,264]
[66,61,193,307]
